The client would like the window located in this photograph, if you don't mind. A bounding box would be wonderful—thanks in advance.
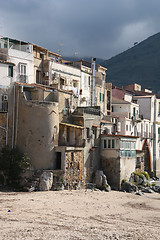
[133,107,136,117]
[20,64,27,83]
[107,91,111,110]
[20,64,26,75]
[130,125,131,131]
[158,128,160,140]
[103,94,104,102]
[88,76,90,86]
[99,93,102,102]
[104,140,106,148]
[108,139,111,148]
[67,127,70,142]
[112,139,115,148]
[86,128,90,138]
[36,70,41,84]
[55,152,61,169]
[8,65,13,77]
[126,125,128,131]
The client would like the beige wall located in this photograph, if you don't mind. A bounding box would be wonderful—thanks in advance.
[16,91,59,169]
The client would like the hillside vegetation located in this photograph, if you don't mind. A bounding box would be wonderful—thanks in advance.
[102,32,160,92]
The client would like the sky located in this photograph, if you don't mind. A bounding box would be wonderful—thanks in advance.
[0,0,160,60]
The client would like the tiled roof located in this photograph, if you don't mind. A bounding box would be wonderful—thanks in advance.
[0,60,15,65]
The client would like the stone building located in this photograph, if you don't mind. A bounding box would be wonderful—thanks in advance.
[71,106,101,183]
[101,134,137,189]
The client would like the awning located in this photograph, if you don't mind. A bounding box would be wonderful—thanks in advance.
[60,122,84,129]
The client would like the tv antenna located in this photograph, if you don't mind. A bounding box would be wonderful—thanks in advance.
[73,51,79,60]
[57,42,64,54]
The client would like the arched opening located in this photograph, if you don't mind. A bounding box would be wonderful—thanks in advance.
[142,140,151,174]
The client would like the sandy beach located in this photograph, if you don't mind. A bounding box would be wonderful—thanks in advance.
[0,189,160,240]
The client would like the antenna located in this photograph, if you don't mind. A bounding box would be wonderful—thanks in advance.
[57,42,64,54]
[73,51,79,60]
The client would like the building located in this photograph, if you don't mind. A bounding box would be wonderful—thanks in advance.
[101,134,137,189]
[0,37,34,84]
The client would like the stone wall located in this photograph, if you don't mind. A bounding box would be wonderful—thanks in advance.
[0,112,7,150]
[15,88,59,170]
[101,155,136,190]
[64,150,83,188]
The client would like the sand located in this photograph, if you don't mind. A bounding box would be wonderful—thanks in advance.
[0,189,160,240]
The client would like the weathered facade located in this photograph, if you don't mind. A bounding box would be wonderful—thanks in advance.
[72,106,101,183]
[101,134,137,189]
[8,83,59,169]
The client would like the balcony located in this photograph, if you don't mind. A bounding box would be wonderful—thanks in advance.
[58,139,85,147]
[131,115,143,123]
[20,75,28,83]
[0,38,33,53]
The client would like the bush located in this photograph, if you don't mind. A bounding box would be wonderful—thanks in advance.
[0,146,31,186]
[121,178,127,185]
[133,171,150,181]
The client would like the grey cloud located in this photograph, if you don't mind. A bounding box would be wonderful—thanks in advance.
[0,0,160,59]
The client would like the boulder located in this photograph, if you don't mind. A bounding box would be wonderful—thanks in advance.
[95,170,107,188]
[39,171,53,191]
[94,170,111,191]
[141,187,154,193]
[121,181,138,193]
[151,185,160,193]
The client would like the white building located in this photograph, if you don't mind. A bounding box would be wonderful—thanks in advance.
[0,37,34,85]
[133,94,160,177]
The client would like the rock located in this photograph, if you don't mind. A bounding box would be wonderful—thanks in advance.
[151,185,160,193]
[136,191,144,196]
[95,170,107,188]
[39,171,53,191]
[94,170,111,191]
[141,187,154,193]
[105,184,111,192]
[121,181,138,193]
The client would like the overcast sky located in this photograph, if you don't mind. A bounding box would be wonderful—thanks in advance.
[0,0,160,59]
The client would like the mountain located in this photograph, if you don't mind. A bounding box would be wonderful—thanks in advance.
[101,32,160,92]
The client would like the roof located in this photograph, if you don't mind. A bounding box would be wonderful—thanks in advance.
[133,95,154,98]
[101,134,138,138]
[1,37,28,45]
[15,82,56,90]
[33,43,61,58]
[0,60,15,66]
[112,97,131,104]
[68,59,107,71]
[15,82,73,94]
[0,36,61,58]
[101,119,113,124]
[60,122,84,129]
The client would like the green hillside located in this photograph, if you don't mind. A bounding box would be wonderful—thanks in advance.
[102,32,160,92]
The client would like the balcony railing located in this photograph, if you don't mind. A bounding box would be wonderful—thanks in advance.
[20,75,28,83]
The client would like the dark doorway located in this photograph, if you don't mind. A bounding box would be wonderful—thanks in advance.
[36,70,41,84]
[142,140,151,174]
[56,152,61,169]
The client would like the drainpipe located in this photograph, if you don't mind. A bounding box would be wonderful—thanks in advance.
[153,97,156,176]
[92,58,96,106]
[12,84,16,149]
[15,86,20,147]
[6,112,8,145]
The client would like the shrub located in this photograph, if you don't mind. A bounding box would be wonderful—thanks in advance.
[0,146,31,186]
[141,171,150,180]
[121,178,127,185]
